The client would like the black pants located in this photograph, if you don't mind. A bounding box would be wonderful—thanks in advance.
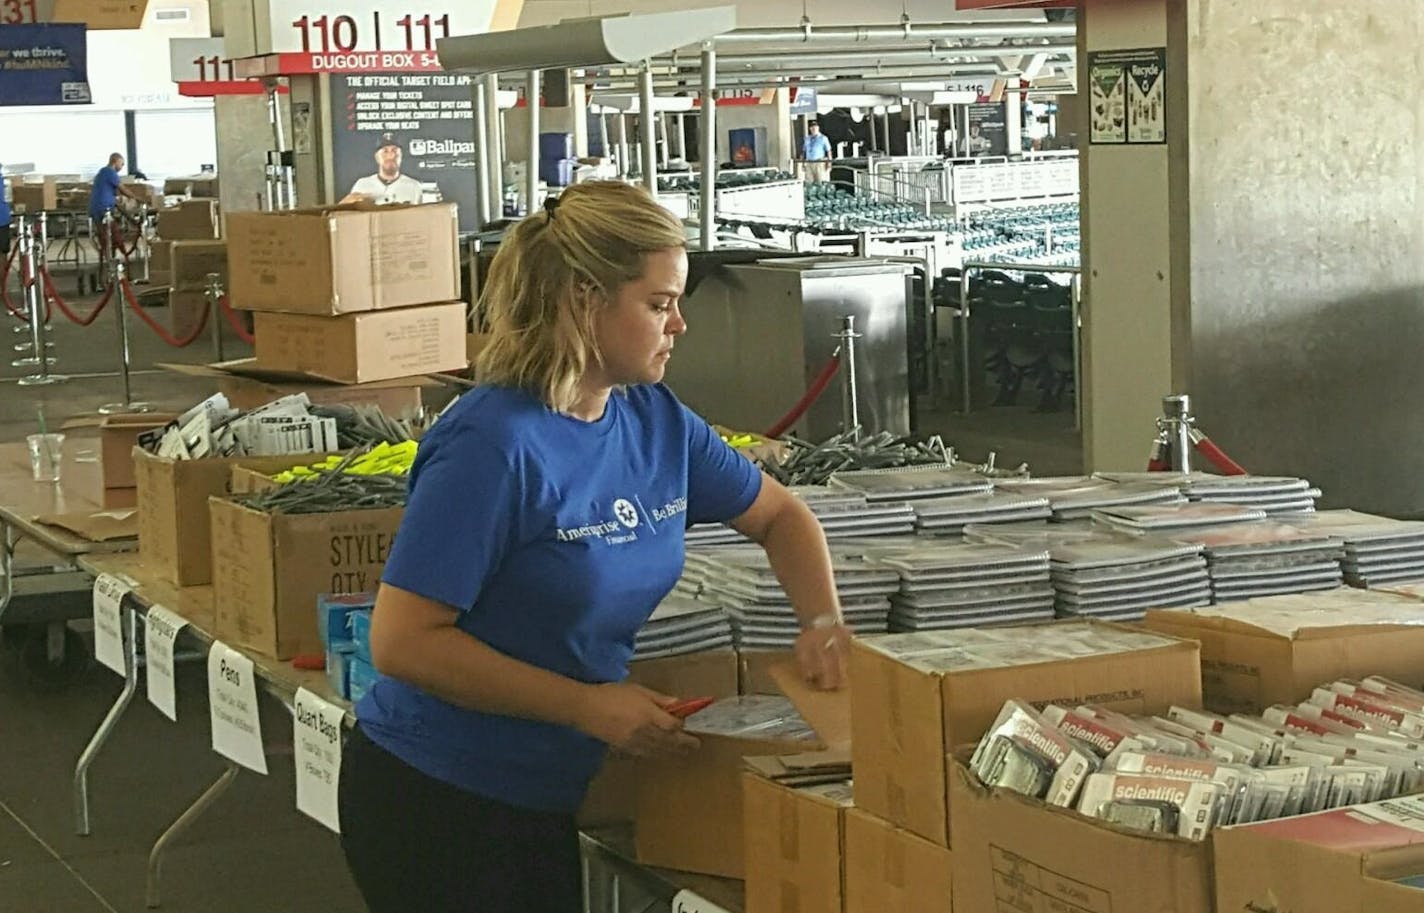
[339,726,582,913]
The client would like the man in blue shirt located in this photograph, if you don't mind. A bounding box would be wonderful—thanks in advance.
[801,121,832,183]
[89,153,141,225]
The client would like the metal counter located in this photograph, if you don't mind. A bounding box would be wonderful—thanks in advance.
[668,256,912,440]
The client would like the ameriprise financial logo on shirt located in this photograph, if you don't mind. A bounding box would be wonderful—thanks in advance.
[555,496,688,545]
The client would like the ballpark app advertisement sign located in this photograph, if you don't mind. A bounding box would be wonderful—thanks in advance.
[332,71,478,231]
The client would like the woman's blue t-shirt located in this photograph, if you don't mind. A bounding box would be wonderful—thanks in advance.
[356,383,763,813]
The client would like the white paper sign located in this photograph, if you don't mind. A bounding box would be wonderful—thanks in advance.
[144,606,188,722]
[672,891,733,913]
[91,574,130,675]
[294,687,346,833]
[207,644,268,774]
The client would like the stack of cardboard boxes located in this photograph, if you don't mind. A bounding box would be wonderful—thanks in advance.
[605,583,1424,913]
[149,197,225,338]
[225,202,467,384]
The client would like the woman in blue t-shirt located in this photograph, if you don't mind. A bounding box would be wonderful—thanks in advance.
[339,180,851,913]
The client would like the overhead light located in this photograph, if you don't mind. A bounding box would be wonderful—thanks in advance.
[437,7,737,75]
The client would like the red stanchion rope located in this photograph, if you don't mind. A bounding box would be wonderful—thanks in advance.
[219,295,254,345]
[42,267,112,327]
[1,245,25,320]
[1193,435,1249,476]
[764,354,843,440]
[120,279,210,347]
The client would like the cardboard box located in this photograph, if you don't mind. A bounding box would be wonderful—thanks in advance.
[209,498,403,660]
[850,622,1203,847]
[52,0,150,29]
[151,240,227,291]
[98,414,176,489]
[635,663,850,879]
[252,302,468,385]
[844,808,953,913]
[164,174,220,199]
[1143,589,1424,715]
[123,180,163,210]
[226,203,459,315]
[157,199,221,240]
[743,769,854,913]
[578,649,741,828]
[949,754,1214,913]
[10,177,57,213]
[169,289,208,340]
[741,648,796,694]
[135,449,333,586]
[1214,796,1424,913]
[158,361,430,415]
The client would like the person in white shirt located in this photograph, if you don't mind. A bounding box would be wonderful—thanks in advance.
[348,132,425,204]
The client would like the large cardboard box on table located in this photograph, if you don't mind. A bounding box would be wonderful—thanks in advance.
[252,302,467,385]
[9,177,57,213]
[850,622,1203,847]
[135,449,336,587]
[150,240,227,291]
[157,199,221,240]
[1214,796,1424,913]
[844,808,953,913]
[209,498,403,660]
[578,649,741,827]
[742,763,854,913]
[635,663,849,879]
[226,202,459,315]
[98,414,176,489]
[164,174,220,198]
[949,754,1214,913]
[1143,588,1424,715]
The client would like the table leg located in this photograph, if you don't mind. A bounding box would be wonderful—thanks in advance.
[74,604,139,835]
[145,761,240,908]
[0,522,17,624]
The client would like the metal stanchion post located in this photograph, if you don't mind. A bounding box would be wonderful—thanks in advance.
[836,315,862,436]
[137,204,151,283]
[97,260,151,414]
[1163,394,1194,473]
[17,218,65,386]
[206,273,226,363]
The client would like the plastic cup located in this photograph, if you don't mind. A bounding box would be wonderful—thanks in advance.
[27,432,64,483]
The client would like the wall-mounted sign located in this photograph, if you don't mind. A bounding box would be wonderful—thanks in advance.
[171,37,268,96]
[0,23,91,105]
[229,0,506,57]
[1088,47,1166,145]
[331,71,479,231]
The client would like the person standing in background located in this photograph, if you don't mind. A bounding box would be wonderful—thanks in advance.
[88,153,142,226]
[0,165,12,256]
[801,121,832,183]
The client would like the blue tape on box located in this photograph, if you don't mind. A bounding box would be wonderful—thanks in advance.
[349,609,374,663]
[347,657,378,704]
[326,646,354,700]
[318,593,376,650]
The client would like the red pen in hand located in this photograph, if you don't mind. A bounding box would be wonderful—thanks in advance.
[665,696,714,719]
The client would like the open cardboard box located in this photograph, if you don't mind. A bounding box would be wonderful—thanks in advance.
[1214,796,1424,913]
[1143,590,1424,714]
[158,361,431,414]
[850,621,1203,847]
[742,757,854,913]
[949,750,1214,913]
[635,662,850,879]
[843,807,953,913]
[578,649,741,828]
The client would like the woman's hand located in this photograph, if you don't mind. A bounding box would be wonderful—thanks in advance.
[573,683,700,758]
[794,621,852,691]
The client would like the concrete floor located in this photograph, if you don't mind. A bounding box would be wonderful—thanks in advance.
[0,267,1081,913]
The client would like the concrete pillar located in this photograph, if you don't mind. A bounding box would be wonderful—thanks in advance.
[215,95,279,214]
[1077,0,1190,472]
[570,77,589,159]
[1007,91,1022,156]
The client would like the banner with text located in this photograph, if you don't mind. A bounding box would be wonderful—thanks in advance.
[0,23,90,105]
[331,71,478,232]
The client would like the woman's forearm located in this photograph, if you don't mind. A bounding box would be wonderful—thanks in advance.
[757,499,843,628]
